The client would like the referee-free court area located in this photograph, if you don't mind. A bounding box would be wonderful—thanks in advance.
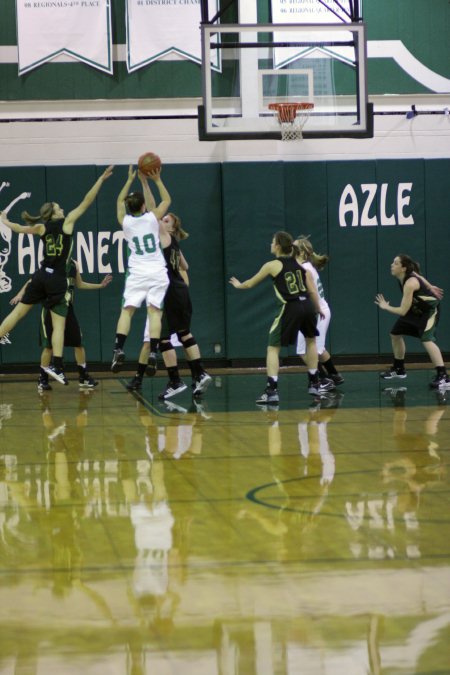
[0,366,449,674]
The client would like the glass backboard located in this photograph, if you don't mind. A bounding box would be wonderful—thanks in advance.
[198,22,372,140]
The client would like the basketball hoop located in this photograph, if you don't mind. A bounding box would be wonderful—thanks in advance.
[268,102,314,140]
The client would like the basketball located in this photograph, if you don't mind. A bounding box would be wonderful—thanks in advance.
[137,152,162,176]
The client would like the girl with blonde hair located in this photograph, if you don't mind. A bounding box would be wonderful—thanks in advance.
[295,235,344,386]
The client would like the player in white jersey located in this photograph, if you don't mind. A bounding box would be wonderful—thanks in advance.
[295,236,344,386]
[111,165,170,376]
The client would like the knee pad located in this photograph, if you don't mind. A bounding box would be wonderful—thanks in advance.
[179,334,196,349]
[159,340,173,353]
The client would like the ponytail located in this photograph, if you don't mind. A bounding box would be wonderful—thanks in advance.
[22,202,54,224]
[295,235,329,270]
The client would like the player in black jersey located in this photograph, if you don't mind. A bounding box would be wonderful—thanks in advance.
[230,231,336,405]
[11,259,112,391]
[126,197,211,400]
[375,254,449,389]
[0,166,113,385]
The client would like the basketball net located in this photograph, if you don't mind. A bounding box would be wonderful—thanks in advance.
[268,102,314,141]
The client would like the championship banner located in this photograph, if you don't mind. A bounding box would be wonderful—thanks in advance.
[16,0,113,75]
[126,0,220,73]
[271,0,359,68]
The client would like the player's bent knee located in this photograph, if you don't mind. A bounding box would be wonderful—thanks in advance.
[180,336,196,349]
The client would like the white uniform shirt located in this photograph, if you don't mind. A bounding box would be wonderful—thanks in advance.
[123,211,166,274]
[302,260,329,314]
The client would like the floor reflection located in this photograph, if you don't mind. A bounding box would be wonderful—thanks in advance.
[0,370,448,674]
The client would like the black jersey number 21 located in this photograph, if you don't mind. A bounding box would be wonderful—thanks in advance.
[284,270,307,294]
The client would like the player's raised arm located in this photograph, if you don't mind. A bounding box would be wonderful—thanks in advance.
[64,165,114,234]
[116,165,136,226]
[147,169,171,220]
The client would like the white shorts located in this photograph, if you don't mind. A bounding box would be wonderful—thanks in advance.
[122,267,169,309]
[297,304,331,355]
[143,317,181,346]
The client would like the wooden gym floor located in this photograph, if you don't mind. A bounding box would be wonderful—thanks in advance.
[0,366,449,674]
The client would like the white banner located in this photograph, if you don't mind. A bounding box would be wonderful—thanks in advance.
[271,0,358,68]
[16,0,113,75]
[126,0,219,73]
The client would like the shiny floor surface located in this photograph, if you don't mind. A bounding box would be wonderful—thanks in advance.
[0,369,449,675]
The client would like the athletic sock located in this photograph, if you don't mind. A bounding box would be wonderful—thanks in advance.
[189,358,203,379]
[393,358,405,370]
[322,358,338,375]
[53,356,63,370]
[318,363,328,377]
[115,334,127,350]
[137,363,147,378]
[167,366,180,381]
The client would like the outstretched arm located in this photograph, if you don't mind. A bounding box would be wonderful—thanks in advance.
[0,211,44,236]
[229,260,280,289]
[10,279,31,305]
[63,165,114,234]
[375,278,416,316]
[76,273,113,290]
[75,261,113,290]
[138,171,157,211]
[1,191,31,217]
[147,169,171,220]
[116,165,136,226]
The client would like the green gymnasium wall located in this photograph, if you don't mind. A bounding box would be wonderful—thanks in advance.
[0,158,449,366]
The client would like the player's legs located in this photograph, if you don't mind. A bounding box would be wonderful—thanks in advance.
[156,339,188,400]
[266,345,281,378]
[391,334,406,359]
[49,310,65,358]
[74,346,98,389]
[423,340,445,367]
[380,333,407,380]
[116,306,136,336]
[147,304,162,338]
[255,345,281,406]
[176,331,211,395]
[145,305,163,376]
[304,336,319,371]
[0,302,33,337]
[37,347,53,392]
[125,339,149,391]
[305,337,335,395]
[41,348,52,368]
[111,306,136,373]
[40,310,69,386]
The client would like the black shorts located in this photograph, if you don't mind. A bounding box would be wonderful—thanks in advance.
[40,304,82,348]
[22,267,69,315]
[391,306,439,343]
[269,297,318,347]
[161,283,193,337]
